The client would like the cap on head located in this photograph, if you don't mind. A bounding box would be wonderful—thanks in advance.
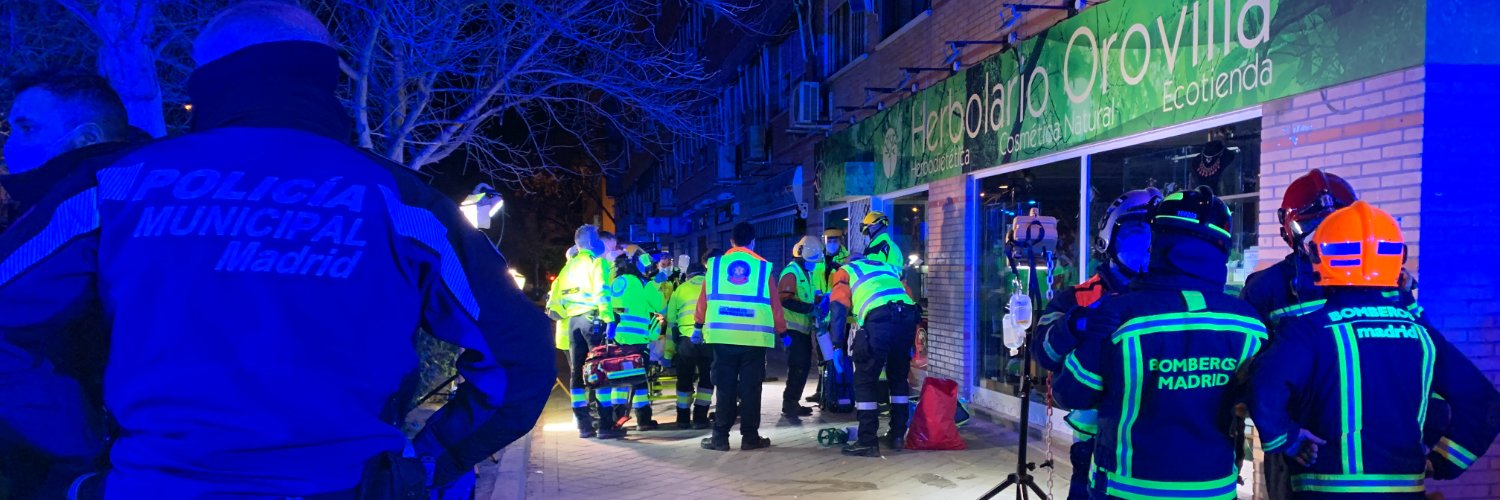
[1149,186,1233,249]
[823,228,845,239]
[194,1,334,67]
[1307,201,1404,287]
[1280,169,1358,249]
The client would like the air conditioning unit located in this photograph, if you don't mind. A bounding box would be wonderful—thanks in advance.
[792,81,823,126]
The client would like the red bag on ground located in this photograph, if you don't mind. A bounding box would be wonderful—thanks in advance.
[906,377,966,450]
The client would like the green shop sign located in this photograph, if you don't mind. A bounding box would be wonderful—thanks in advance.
[816,0,1423,204]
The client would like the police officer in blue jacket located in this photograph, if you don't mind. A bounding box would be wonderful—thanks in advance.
[1249,201,1500,499]
[1052,187,1267,500]
[0,3,553,497]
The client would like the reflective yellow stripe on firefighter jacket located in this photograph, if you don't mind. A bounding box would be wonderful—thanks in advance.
[780,263,815,334]
[704,253,776,347]
[609,275,663,345]
[668,275,705,337]
[845,259,913,326]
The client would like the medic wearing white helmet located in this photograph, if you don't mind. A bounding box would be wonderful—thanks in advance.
[1031,187,1160,500]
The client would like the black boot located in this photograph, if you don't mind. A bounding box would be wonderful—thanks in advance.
[741,435,772,451]
[675,408,692,429]
[880,432,904,452]
[700,437,730,451]
[635,407,659,431]
[597,406,627,439]
[692,405,712,430]
[573,407,596,439]
[841,441,880,457]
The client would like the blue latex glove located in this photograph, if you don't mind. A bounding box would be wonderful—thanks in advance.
[690,327,704,344]
[605,322,617,342]
[1283,429,1327,467]
[780,333,792,348]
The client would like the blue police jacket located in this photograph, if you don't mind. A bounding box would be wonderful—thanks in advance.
[0,42,554,497]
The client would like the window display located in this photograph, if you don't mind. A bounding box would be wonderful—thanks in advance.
[1087,119,1261,293]
[976,159,1081,393]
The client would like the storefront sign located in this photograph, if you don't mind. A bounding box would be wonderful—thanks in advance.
[818,0,1424,204]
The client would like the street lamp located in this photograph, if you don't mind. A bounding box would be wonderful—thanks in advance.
[460,182,504,229]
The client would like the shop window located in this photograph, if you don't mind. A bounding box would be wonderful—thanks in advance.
[1087,119,1262,293]
[976,160,1082,394]
[889,193,928,304]
[879,0,930,40]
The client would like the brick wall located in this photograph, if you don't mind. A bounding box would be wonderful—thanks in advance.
[1420,62,1500,499]
[921,176,972,388]
[1257,67,1425,274]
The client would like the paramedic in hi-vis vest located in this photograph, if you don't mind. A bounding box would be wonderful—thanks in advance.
[667,263,713,429]
[603,249,666,438]
[546,225,614,439]
[828,253,919,457]
[692,223,786,452]
[779,236,824,423]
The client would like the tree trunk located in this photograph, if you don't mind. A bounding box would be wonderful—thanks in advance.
[95,0,166,137]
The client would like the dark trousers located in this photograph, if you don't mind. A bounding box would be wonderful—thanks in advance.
[1262,451,1291,500]
[710,343,767,441]
[568,316,600,430]
[567,315,599,389]
[676,339,714,399]
[1068,439,1093,500]
[782,331,812,413]
[852,302,919,446]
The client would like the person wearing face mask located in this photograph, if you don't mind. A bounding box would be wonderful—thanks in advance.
[1,71,151,231]
[807,229,846,405]
[778,236,824,422]
[605,249,666,435]
[1030,188,1159,500]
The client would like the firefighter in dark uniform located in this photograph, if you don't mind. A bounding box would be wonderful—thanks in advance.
[1249,201,1500,498]
[1053,187,1267,499]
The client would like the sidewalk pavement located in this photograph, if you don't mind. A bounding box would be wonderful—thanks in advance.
[523,367,1077,499]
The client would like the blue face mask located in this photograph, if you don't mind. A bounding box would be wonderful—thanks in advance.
[825,241,840,255]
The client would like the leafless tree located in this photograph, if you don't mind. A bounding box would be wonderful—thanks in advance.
[323,0,753,185]
[1,0,220,137]
[5,0,753,184]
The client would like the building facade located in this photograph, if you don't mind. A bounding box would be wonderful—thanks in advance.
[616,0,1500,496]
